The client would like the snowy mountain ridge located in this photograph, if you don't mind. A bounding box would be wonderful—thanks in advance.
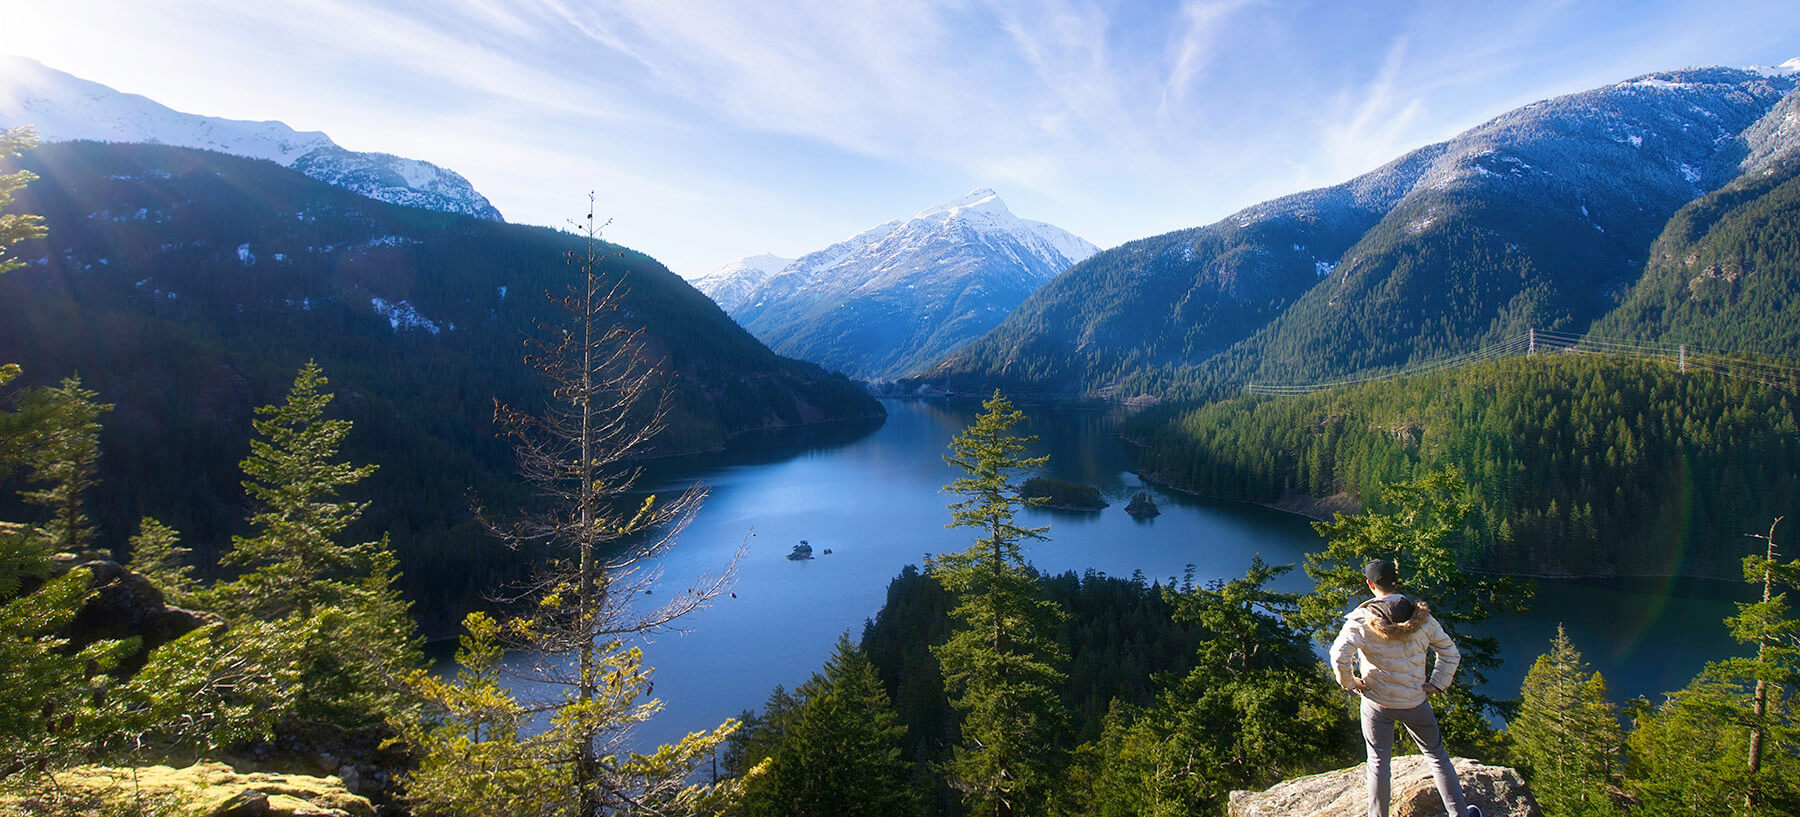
[0,56,503,221]
[700,189,1097,382]
[921,62,1800,397]
[691,252,794,313]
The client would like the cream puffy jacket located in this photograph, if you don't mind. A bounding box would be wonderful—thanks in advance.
[1329,596,1460,710]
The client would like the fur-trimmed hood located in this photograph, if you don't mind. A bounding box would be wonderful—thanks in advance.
[1351,597,1434,640]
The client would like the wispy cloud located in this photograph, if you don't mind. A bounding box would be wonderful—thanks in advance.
[1158,0,1253,119]
[10,0,1800,275]
[1316,36,1427,183]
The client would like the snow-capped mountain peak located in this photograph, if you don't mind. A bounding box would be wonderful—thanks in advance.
[915,187,1008,219]
[704,190,1098,381]
[0,56,503,221]
[691,252,796,312]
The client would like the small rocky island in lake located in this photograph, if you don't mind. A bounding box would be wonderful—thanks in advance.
[1021,476,1108,511]
[1125,491,1160,518]
[786,543,814,561]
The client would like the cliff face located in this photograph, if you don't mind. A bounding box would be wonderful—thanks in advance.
[1230,756,1542,817]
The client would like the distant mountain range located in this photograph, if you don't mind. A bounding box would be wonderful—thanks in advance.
[697,189,1097,382]
[0,56,504,221]
[916,62,1800,400]
[0,141,881,631]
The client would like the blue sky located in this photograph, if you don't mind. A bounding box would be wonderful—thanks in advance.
[5,0,1798,277]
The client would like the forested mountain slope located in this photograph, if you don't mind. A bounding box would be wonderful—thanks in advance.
[1589,155,1800,356]
[0,141,881,630]
[919,67,1799,400]
[1126,355,1800,578]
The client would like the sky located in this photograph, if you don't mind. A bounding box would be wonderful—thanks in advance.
[3,0,1798,278]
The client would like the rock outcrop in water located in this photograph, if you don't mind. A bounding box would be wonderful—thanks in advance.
[1125,491,1161,518]
[1229,756,1542,817]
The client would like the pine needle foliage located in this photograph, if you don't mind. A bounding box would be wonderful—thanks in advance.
[1510,625,1623,816]
[125,517,195,606]
[202,362,421,730]
[0,125,46,277]
[735,633,915,817]
[17,376,112,561]
[929,391,1069,817]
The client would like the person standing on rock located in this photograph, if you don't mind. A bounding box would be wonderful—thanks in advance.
[1330,559,1481,817]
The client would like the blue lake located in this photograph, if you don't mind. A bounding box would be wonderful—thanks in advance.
[484,398,1754,749]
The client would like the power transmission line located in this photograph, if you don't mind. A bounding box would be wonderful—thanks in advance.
[1245,329,1800,396]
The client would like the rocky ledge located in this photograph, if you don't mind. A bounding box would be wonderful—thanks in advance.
[1230,756,1541,817]
[4,761,376,816]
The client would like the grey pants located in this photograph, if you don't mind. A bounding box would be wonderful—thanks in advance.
[1361,698,1466,817]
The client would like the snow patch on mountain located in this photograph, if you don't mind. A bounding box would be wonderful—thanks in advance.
[0,56,503,221]
[369,297,442,333]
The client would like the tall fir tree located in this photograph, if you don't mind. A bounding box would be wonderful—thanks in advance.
[17,376,112,561]
[738,633,915,817]
[412,195,746,815]
[203,361,420,728]
[1510,625,1622,817]
[210,361,377,619]
[929,391,1069,816]
[1626,518,1800,816]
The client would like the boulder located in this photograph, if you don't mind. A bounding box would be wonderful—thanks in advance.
[1,761,376,817]
[63,560,219,674]
[230,721,413,814]
[1229,756,1541,817]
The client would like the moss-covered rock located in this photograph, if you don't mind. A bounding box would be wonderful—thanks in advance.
[2,761,376,817]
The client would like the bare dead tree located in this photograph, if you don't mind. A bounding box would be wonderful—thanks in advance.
[475,193,744,815]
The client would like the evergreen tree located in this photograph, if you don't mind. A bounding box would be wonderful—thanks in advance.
[0,368,55,597]
[202,362,421,728]
[400,612,564,816]
[16,376,112,560]
[126,517,195,605]
[1736,517,1800,812]
[1510,625,1621,816]
[1072,559,1350,816]
[0,566,134,789]
[1626,667,1800,817]
[1626,518,1800,816]
[0,125,46,278]
[929,391,1069,816]
[738,634,914,817]
[411,196,746,814]
[0,125,44,391]
[1294,469,1532,756]
[209,361,377,620]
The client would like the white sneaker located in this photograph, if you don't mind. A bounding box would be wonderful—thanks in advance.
[1466,807,1482,817]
